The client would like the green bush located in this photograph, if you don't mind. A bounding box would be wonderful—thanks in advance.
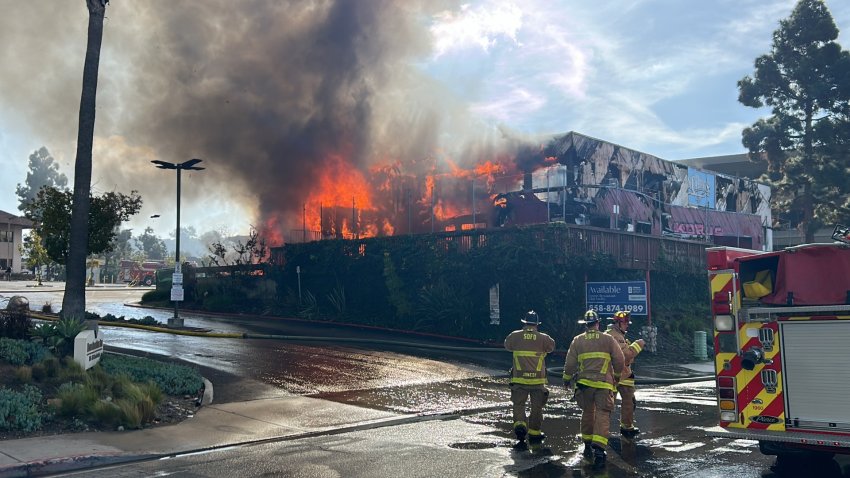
[90,399,122,428]
[0,338,49,366]
[99,313,162,327]
[0,309,32,340]
[2,352,192,433]
[100,354,203,396]
[0,385,44,432]
[14,366,32,384]
[115,399,143,429]
[30,318,86,357]
[56,382,99,417]
[141,289,170,303]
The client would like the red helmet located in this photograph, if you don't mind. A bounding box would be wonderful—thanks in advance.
[612,310,632,324]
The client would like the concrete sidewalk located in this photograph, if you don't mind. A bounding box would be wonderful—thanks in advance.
[0,395,407,477]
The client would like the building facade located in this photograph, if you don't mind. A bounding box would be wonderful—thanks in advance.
[0,210,34,272]
[492,132,773,250]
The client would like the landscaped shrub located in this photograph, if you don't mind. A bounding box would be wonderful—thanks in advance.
[141,289,169,303]
[0,338,49,366]
[89,399,122,427]
[115,399,143,429]
[100,354,203,396]
[30,318,86,357]
[56,382,99,417]
[0,385,44,432]
[15,366,32,384]
[1,351,195,434]
[0,309,32,340]
[97,313,163,327]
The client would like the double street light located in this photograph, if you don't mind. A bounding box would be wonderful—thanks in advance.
[151,158,205,328]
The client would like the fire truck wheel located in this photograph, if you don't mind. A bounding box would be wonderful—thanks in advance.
[143,276,154,286]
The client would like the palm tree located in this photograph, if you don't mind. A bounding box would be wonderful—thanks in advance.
[62,0,108,322]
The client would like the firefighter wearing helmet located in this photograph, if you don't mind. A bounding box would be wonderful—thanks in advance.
[504,310,556,444]
[563,309,625,469]
[606,310,646,438]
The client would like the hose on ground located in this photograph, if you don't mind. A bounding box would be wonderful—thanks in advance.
[546,366,713,384]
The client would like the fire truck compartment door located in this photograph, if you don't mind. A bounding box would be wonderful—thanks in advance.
[781,321,850,432]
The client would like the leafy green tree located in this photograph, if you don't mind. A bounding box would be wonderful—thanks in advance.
[738,0,850,242]
[64,0,108,322]
[15,147,68,212]
[101,228,133,282]
[135,227,167,261]
[19,230,51,286]
[23,187,142,265]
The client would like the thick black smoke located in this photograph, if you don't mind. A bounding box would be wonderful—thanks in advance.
[1,0,531,241]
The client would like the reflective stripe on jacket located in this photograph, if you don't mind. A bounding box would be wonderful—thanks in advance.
[605,325,643,387]
[562,330,625,391]
[504,326,556,386]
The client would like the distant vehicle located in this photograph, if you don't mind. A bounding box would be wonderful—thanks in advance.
[118,260,168,286]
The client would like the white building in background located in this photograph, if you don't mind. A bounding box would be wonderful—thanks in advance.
[0,210,34,272]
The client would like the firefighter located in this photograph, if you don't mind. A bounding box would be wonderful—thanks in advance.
[504,310,556,443]
[606,310,645,438]
[563,309,625,469]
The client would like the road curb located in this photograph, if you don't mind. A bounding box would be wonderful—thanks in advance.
[0,453,155,478]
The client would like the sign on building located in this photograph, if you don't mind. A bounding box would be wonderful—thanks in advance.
[586,281,647,316]
[687,167,716,208]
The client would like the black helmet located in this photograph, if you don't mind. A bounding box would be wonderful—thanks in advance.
[578,309,600,325]
[521,310,541,325]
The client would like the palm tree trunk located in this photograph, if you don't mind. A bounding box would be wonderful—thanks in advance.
[62,0,107,321]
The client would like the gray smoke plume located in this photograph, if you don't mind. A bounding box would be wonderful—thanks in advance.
[1,0,535,243]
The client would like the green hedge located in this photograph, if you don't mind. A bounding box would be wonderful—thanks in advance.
[100,354,203,396]
[275,224,709,345]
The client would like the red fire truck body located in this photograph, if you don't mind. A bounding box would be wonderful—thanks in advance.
[118,260,167,286]
[706,237,850,458]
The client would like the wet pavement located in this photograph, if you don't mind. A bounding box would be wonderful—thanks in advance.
[3,282,850,476]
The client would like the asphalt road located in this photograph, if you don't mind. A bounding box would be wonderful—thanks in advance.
[4,282,849,477]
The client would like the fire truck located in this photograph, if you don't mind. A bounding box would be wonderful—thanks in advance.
[118,260,167,286]
[706,225,850,460]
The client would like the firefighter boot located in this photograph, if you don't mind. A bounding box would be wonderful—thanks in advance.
[514,424,528,442]
[592,445,607,469]
[620,426,641,438]
[528,431,546,443]
[582,442,593,459]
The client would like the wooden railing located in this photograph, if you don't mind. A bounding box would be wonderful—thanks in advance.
[427,224,708,273]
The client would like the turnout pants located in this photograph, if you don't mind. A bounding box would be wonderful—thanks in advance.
[617,384,637,429]
[510,384,549,435]
[576,385,615,447]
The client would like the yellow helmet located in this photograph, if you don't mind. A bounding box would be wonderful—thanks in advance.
[612,310,632,324]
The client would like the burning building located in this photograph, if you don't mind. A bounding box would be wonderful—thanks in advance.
[286,131,771,251]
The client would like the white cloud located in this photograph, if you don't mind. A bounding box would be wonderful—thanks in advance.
[430,1,523,57]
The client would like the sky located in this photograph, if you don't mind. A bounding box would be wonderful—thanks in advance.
[1,0,848,241]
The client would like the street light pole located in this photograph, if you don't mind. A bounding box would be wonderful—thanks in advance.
[152,158,204,328]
